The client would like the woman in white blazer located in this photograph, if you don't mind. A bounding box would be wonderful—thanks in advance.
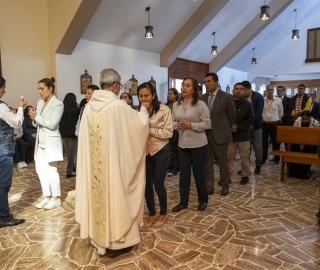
[29,77,64,210]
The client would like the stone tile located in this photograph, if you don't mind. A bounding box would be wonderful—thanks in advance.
[214,243,243,265]
[156,241,179,256]
[242,226,288,238]
[290,227,319,241]
[68,238,97,265]
[235,259,265,270]
[262,243,281,256]
[279,244,312,261]
[24,254,60,270]
[276,251,303,264]
[143,249,178,268]
[229,238,266,250]
[172,250,200,264]
[209,219,229,236]
[1,153,320,269]
[299,242,320,259]
[241,249,283,269]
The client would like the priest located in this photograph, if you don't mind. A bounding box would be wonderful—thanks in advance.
[75,68,149,258]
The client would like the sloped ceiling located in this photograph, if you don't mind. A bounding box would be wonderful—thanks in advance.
[76,0,320,79]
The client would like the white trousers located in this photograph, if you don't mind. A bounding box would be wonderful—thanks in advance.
[35,147,61,197]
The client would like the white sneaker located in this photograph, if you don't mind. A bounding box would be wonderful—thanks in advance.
[22,161,28,167]
[17,162,24,168]
[36,197,51,209]
[44,198,61,210]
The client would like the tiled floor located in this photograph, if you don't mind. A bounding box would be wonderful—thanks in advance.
[1,153,320,270]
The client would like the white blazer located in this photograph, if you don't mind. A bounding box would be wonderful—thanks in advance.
[33,95,64,162]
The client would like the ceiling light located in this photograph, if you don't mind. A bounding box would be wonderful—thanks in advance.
[292,9,299,40]
[260,0,270,20]
[251,48,257,65]
[211,32,218,55]
[145,7,154,38]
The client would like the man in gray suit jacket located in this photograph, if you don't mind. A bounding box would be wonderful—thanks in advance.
[200,73,236,196]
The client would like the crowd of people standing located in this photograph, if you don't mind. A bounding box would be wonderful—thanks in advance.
[1,70,319,258]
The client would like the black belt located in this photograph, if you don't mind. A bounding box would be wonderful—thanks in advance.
[263,121,279,124]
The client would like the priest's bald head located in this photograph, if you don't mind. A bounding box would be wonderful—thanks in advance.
[100,68,122,96]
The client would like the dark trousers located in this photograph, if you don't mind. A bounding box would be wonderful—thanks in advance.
[145,143,171,216]
[179,145,208,207]
[262,122,280,162]
[62,138,78,175]
[0,156,13,220]
[14,138,26,163]
[205,131,230,191]
[23,134,36,149]
[168,130,179,174]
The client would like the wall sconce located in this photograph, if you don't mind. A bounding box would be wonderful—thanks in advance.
[251,48,257,65]
[260,0,270,20]
[292,9,299,40]
[211,32,218,55]
[145,7,154,38]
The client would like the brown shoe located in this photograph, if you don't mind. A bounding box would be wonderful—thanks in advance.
[154,215,167,227]
[142,215,158,228]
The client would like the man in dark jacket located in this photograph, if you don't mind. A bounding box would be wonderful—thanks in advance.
[228,83,254,185]
[276,86,293,126]
[310,94,320,120]
[242,81,264,174]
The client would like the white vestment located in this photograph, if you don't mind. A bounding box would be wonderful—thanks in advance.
[75,90,149,255]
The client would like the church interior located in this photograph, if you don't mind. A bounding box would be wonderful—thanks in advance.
[1,0,320,269]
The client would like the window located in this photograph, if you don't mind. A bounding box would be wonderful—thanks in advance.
[306,27,320,62]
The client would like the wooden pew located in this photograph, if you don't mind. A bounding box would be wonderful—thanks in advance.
[270,126,320,181]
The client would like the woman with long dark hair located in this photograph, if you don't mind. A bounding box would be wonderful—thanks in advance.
[75,85,99,137]
[29,77,64,210]
[22,106,37,149]
[165,88,179,176]
[120,92,136,109]
[171,77,211,212]
[59,93,80,178]
[138,82,173,227]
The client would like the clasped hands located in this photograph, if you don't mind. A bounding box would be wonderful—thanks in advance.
[178,119,191,130]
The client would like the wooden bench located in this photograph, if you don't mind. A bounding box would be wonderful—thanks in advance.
[270,126,320,181]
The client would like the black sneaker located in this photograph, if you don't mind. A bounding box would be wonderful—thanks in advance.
[240,177,249,185]
[254,166,261,175]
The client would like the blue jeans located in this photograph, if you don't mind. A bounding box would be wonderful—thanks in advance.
[145,143,171,216]
[250,128,263,166]
[0,156,13,220]
[179,145,208,207]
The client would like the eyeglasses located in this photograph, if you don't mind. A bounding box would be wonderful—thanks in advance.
[113,81,123,90]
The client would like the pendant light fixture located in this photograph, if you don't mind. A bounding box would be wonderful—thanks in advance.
[260,0,270,20]
[292,9,299,40]
[145,7,154,38]
[211,32,218,55]
[251,48,257,65]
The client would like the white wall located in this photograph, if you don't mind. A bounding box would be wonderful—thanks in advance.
[216,67,247,92]
[251,77,270,95]
[247,8,320,82]
[56,40,168,105]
